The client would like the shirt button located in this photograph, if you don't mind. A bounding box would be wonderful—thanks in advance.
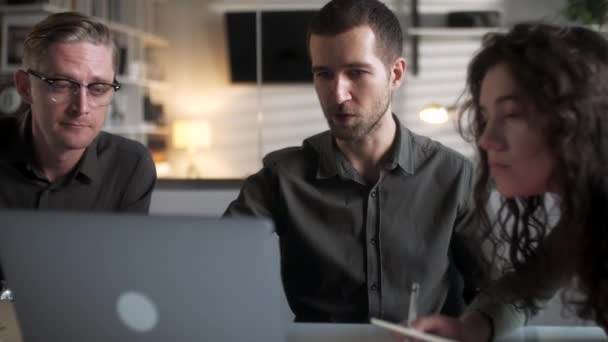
[370,283,378,292]
[370,238,377,246]
[371,191,377,197]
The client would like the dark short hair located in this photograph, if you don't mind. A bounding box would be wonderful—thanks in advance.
[23,11,117,72]
[308,0,403,64]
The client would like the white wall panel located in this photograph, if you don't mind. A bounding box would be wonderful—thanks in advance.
[161,0,504,178]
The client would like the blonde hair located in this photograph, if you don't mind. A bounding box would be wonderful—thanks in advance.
[23,11,117,71]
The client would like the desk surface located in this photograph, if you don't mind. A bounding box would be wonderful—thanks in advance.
[1,302,606,342]
[0,302,22,342]
[288,323,607,342]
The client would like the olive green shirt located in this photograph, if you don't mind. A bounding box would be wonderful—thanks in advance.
[225,116,487,323]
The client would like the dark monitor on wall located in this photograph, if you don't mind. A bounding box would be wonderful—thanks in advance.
[225,11,317,83]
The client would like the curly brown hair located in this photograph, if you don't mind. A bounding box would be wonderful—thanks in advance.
[459,22,608,329]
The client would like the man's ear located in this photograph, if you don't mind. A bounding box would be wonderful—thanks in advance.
[14,70,33,105]
[389,57,407,90]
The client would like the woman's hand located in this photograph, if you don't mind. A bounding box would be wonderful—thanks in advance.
[410,315,465,340]
[407,311,492,342]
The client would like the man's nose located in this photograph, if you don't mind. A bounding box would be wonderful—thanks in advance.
[70,86,90,115]
[332,75,352,104]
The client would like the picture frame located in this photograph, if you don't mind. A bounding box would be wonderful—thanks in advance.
[1,14,47,72]
[0,73,25,117]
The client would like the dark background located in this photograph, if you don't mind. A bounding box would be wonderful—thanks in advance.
[225,11,317,83]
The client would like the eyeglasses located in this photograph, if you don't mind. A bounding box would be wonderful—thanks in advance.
[27,69,121,107]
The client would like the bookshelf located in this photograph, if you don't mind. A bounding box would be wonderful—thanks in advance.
[408,0,503,75]
[408,27,504,38]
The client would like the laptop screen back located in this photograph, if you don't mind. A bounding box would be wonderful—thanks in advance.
[0,210,285,342]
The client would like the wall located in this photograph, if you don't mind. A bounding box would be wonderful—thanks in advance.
[151,0,574,179]
[151,0,505,178]
[502,0,567,25]
[150,187,238,216]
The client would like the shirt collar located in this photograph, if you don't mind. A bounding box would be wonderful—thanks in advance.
[72,136,100,184]
[304,114,416,180]
[304,131,349,180]
[391,115,415,175]
[7,111,100,184]
[12,111,35,164]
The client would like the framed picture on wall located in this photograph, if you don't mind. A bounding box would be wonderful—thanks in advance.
[1,14,46,72]
[0,73,26,117]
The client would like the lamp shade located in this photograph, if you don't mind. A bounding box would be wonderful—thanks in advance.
[419,104,449,124]
[172,120,211,149]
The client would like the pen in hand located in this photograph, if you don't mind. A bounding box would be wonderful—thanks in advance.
[407,282,420,325]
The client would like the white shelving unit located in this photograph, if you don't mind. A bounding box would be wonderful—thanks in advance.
[408,0,504,74]
[0,1,171,146]
[0,3,64,13]
[408,27,505,37]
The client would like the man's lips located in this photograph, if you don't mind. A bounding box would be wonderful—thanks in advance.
[61,122,90,128]
[332,113,357,121]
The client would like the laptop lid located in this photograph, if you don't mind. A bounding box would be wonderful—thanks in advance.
[0,210,285,342]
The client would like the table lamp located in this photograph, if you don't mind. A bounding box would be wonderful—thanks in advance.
[419,103,450,124]
[172,120,211,178]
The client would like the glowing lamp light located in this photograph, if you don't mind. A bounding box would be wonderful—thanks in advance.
[419,104,449,124]
[172,120,211,178]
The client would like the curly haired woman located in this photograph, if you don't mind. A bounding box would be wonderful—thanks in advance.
[412,23,608,341]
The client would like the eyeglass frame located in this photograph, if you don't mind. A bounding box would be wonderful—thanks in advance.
[26,69,121,106]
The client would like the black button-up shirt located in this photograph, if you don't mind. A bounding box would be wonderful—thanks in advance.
[224,116,487,323]
[0,112,156,211]
[0,112,157,282]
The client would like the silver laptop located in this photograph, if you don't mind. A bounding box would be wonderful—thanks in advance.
[0,210,286,342]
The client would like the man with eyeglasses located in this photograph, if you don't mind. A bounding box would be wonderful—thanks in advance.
[0,12,157,284]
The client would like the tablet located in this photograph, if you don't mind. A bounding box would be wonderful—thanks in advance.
[370,317,458,342]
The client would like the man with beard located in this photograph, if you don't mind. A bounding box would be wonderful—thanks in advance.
[224,0,487,324]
